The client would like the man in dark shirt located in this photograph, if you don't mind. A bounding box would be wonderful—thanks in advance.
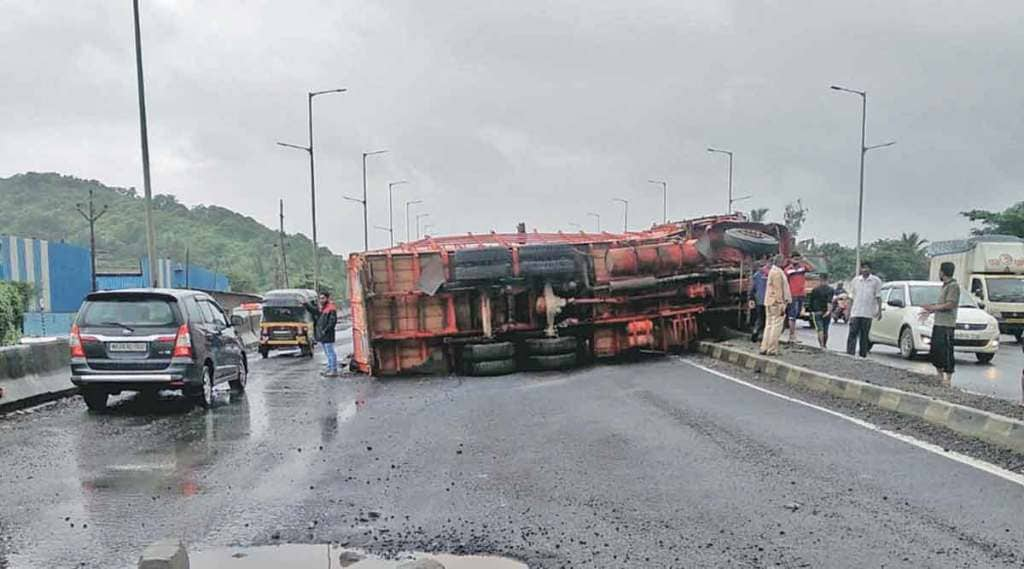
[921,262,960,386]
[807,274,835,349]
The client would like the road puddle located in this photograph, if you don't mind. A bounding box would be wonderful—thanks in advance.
[190,543,527,568]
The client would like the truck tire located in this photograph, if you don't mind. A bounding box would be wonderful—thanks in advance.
[525,352,578,371]
[453,263,512,281]
[82,389,108,412]
[524,337,577,355]
[722,228,778,256]
[465,358,517,376]
[463,341,516,362]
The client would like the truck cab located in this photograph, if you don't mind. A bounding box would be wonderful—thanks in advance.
[929,236,1024,343]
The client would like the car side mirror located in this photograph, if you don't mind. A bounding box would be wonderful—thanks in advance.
[887,298,905,308]
[230,314,244,328]
[977,301,986,310]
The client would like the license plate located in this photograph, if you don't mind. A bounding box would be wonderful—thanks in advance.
[108,342,149,352]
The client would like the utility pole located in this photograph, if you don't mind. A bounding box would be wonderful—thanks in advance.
[184,247,190,289]
[405,199,423,242]
[278,199,289,287]
[830,85,896,273]
[132,0,158,286]
[75,188,108,292]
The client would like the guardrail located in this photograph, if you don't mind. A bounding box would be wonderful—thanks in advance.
[0,339,73,412]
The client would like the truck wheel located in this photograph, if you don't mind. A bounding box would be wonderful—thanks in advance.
[976,352,995,364]
[526,352,578,371]
[524,337,577,355]
[722,228,779,255]
[82,389,108,412]
[463,341,515,362]
[465,358,517,376]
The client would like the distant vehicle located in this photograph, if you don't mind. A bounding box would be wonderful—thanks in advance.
[70,289,248,411]
[259,289,318,358]
[929,236,1024,343]
[869,280,1000,363]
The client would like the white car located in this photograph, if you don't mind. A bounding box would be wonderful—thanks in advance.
[869,280,1000,363]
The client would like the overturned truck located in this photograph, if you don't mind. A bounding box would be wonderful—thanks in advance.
[348,215,790,376]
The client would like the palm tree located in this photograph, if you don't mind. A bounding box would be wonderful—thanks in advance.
[899,232,928,253]
[748,207,769,222]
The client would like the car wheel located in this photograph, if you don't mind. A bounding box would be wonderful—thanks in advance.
[1014,331,1023,344]
[975,352,995,364]
[463,341,515,362]
[525,352,578,371]
[899,327,917,360]
[230,359,248,392]
[523,337,577,356]
[191,365,214,408]
[82,389,108,412]
[465,358,517,376]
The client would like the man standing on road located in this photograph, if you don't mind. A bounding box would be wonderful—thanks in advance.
[807,273,835,349]
[921,262,959,386]
[750,258,769,343]
[847,261,882,358]
[760,255,792,356]
[316,291,339,377]
[784,252,813,344]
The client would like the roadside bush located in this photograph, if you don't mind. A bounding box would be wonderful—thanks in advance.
[0,282,30,346]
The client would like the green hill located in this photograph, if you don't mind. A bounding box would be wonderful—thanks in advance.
[0,172,347,295]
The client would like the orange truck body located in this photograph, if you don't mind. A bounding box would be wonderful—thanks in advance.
[348,215,790,376]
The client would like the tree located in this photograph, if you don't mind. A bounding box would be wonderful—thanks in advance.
[748,207,769,222]
[783,199,808,237]
[961,202,1024,237]
[864,235,929,281]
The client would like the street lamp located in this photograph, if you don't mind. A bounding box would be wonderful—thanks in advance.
[132,0,158,286]
[612,198,629,232]
[384,180,408,247]
[830,84,896,273]
[706,147,734,214]
[405,199,423,242]
[276,86,346,291]
[345,149,389,252]
[415,212,430,239]
[647,180,667,223]
[587,212,601,232]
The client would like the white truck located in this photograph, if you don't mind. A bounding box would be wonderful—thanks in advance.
[928,235,1024,343]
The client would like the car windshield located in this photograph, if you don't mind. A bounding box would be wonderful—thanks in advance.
[263,306,310,322]
[80,298,177,327]
[908,285,977,308]
[985,277,1024,303]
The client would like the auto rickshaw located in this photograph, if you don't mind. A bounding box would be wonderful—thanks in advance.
[259,289,319,358]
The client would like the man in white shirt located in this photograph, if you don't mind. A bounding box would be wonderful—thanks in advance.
[847,261,882,357]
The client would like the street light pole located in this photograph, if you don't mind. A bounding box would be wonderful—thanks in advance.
[416,212,430,239]
[75,188,108,292]
[387,180,408,247]
[647,180,667,223]
[132,0,158,287]
[277,87,346,292]
[361,150,389,251]
[587,212,601,232]
[830,85,896,273]
[405,199,423,242]
[706,148,734,213]
[612,198,629,232]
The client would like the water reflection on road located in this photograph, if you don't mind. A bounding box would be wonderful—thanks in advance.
[795,322,1023,402]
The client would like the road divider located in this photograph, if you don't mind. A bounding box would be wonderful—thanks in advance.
[0,339,75,413]
[699,341,1024,454]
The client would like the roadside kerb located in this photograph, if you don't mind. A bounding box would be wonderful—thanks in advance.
[1,340,75,413]
[699,341,1024,454]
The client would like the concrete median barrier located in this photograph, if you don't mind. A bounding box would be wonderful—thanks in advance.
[0,339,74,413]
[699,342,1024,454]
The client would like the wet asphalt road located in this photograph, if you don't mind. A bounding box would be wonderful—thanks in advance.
[3,337,1024,568]
[791,322,1024,401]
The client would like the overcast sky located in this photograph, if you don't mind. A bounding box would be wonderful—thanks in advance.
[2,1,1022,254]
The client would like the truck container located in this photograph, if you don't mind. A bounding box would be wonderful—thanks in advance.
[348,215,790,376]
[928,235,1024,342]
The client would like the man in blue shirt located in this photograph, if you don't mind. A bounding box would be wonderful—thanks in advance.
[750,258,769,342]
